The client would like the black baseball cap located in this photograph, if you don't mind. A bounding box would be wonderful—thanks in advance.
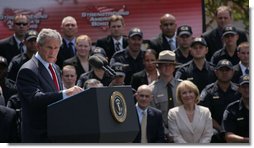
[216,59,233,70]
[191,37,207,47]
[128,28,143,38]
[239,75,249,85]
[24,30,38,41]
[177,25,193,36]
[222,26,237,37]
[111,62,128,77]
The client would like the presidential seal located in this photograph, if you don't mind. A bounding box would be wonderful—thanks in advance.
[110,91,127,123]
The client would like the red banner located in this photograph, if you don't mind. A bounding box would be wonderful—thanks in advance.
[0,0,203,42]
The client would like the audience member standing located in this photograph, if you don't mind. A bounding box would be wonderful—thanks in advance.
[149,13,177,54]
[62,64,77,89]
[7,30,38,82]
[133,84,165,143]
[168,80,213,143]
[0,56,17,105]
[221,75,249,143]
[175,37,216,92]
[56,16,78,68]
[0,14,30,63]
[174,25,193,65]
[63,35,91,79]
[16,28,83,142]
[131,49,159,91]
[199,59,239,143]
[110,28,145,85]
[96,15,128,60]
[202,5,248,61]
[149,50,179,142]
[211,26,240,66]
[109,62,127,86]
[232,42,249,83]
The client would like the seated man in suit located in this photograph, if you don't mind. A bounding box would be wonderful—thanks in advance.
[133,84,165,143]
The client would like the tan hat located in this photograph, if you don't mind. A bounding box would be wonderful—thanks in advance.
[152,50,179,65]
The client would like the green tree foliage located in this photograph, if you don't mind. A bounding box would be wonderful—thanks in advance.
[205,0,249,31]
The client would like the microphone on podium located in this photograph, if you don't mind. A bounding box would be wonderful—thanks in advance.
[88,55,116,77]
[96,54,116,76]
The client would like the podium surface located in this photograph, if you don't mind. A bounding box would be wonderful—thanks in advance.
[47,86,139,142]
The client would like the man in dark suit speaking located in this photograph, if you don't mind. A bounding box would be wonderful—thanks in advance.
[16,28,83,142]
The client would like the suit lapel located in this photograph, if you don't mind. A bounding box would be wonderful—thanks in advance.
[141,70,148,84]
[179,106,194,134]
[191,105,201,132]
[33,57,58,91]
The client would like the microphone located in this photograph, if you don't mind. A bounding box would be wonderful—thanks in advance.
[88,55,104,68]
[88,55,115,76]
[96,54,116,76]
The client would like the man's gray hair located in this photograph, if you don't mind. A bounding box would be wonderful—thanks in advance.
[36,28,62,46]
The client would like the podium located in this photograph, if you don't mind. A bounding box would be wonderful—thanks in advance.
[47,86,139,142]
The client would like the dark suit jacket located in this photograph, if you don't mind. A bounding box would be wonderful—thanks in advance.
[0,35,20,64]
[202,27,248,61]
[232,64,243,83]
[130,70,148,91]
[133,106,165,143]
[0,105,18,142]
[96,35,128,60]
[16,56,63,142]
[63,55,91,80]
[149,33,177,55]
[56,39,75,68]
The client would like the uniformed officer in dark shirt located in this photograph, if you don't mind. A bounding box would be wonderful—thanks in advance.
[174,25,193,65]
[199,59,239,143]
[211,26,240,66]
[221,75,249,143]
[7,30,38,82]
[175,37,216,92]
[110,27,145,85]
[0,56,17,105]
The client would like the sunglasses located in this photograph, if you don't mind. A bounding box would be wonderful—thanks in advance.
[15,22,28,26]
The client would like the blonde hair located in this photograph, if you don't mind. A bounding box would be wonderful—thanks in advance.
[176,80,200,105]
[216,5,232,17]
[75,35,92,46]
[108,15,125,27]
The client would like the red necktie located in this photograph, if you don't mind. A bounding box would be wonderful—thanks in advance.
[48,64,60,91]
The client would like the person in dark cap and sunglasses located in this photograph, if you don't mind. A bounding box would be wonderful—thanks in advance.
[0,14,30,63]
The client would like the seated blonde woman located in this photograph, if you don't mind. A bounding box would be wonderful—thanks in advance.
[168,80,213,143]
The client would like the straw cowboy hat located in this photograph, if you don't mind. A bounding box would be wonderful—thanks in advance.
[152,50,180,65]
